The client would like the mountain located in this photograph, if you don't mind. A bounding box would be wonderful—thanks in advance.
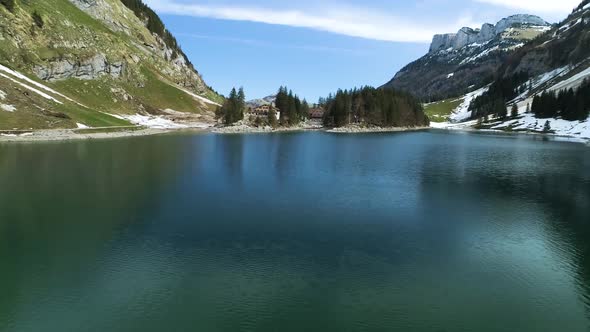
[0,0,221,130]
[246,95,276,108]
[382,14,551,101]
[430,0,590,140]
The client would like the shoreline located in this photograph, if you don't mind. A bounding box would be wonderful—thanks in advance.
[430,121,590,145]
[1,123,588,145]
[0,127,176,143]
[211,124,323,134]
[326,125,430,134]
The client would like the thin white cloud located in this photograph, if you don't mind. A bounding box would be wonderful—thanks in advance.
[473,0,580,13]
[144,0,479,43]
[176,33,373,55]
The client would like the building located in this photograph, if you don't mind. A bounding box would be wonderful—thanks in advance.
[308,107,325,120]
[248,104,280,120]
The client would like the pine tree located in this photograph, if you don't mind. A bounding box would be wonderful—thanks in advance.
[237,87,245,121]
[276,87,289,125]
[267,105,277,128]
[301,99,310,120]
[287,91,297,125]
[219,87,245,126]
[496,103,508,119]
[511,104,519,118]
[543,120,552,133]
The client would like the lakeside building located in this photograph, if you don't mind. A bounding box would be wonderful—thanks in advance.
[247,104,280,120]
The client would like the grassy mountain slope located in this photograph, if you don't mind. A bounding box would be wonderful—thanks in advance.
[0,0,221,130]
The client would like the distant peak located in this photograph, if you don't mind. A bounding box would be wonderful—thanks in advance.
[429,14,550,53]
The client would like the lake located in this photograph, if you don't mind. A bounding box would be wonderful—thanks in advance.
[1,130,590,332]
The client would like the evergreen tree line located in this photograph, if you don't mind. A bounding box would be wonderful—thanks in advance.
[275,87,309,126]
[120,0,190,64]
[322,87,429,128]
[532,79,590,120]
[216,87,245,125]
[1,0,15,12]
[469,72,529,119]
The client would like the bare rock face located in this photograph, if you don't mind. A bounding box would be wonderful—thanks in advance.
[69,0,98,9]
[68,0,132,35]
[478,23,496,42]
[453,27,479,49]
[33,54,126,81]
[66,0,208,94]
[430,33,457,52]
[428,15,549,53]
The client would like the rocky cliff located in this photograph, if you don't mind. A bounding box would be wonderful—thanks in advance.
[0,0,222,130]
[430,15,548,52]
[384,14,551,101]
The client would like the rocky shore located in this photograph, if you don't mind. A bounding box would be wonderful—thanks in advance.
[327,125,430,134]
[212,120,323,134]
[0,127,171,142]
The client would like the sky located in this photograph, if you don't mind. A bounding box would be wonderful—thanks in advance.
[145,0,581,102]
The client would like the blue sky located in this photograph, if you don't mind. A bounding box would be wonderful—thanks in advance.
[146,0,580,102]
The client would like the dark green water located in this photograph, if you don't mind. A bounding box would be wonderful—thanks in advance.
[1,130,590,332]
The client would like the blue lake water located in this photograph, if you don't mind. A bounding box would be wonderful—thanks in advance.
[1,130,590,331]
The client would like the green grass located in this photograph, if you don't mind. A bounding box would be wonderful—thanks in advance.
[127,66,217,114]
[0,75,130,130]
[203,89,225,105]
[501,27,547,41]
[59,103,131,127]
[50,78,133,113]
[423,97,463,122]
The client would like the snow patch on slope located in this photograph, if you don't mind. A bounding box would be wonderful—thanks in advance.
[0,72,63,104]
[511,65,573,103]
[0,89,6,100]
[495,113,590,139]
[0,64,83,106]
[549,66,590,92]
[459,46,500,65]
[173,85,221,107]
[106,113,185,129]
[449,87,488,123]
[1,104,16,112]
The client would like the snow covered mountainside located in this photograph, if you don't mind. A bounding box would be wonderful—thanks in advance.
[429,0,590,141]
[383,15,551,101]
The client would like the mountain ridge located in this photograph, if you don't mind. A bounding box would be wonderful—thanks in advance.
[430,14,549,53]
[428,0,590,140]
[383,14,551,101]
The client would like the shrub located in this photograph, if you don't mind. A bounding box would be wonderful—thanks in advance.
[32,11,43,28]
[0,0,15,12]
